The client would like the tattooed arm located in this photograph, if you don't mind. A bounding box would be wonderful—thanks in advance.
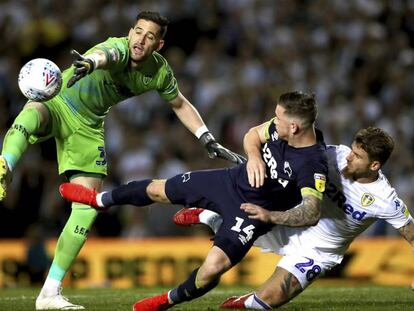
[240,194,322,227]
[398,220,414,249]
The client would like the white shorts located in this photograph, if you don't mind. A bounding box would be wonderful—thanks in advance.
[277,254,338,289]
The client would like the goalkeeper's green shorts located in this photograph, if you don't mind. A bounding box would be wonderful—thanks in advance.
[29,96,107,176]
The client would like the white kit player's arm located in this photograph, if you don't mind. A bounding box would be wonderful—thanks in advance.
[241,194,322,227]
[398,220,414,250]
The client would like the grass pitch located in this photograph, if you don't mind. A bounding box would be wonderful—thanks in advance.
[0,284,413,310]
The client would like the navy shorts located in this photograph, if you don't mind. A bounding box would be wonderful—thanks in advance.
[165,168,274,265]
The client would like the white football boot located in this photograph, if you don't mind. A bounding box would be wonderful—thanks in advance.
[35,287,85,310]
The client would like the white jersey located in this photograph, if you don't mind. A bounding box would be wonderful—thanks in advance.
[255,144,412,264]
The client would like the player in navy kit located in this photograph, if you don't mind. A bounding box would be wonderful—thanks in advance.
[59,91,328,310]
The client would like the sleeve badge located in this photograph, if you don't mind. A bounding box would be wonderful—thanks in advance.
[314,173,326,192]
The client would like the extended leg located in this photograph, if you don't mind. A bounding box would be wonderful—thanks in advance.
[59,179,170,208]
[1,102,49,200]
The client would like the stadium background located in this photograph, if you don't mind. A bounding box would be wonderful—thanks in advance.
[0,0,413,288]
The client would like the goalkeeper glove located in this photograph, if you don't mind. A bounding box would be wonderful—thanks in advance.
[67,49,96,88]
[199,132,246,165]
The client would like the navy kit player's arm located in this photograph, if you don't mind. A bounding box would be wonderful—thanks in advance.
[243,120,271,188]
[241,119,326,226]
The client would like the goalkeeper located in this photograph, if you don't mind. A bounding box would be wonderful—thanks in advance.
[0,11,243,311]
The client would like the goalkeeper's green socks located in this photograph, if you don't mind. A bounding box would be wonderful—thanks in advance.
[1,108,40,170]
[40,203,98,296]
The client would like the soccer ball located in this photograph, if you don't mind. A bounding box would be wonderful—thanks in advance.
[18,58,62,101]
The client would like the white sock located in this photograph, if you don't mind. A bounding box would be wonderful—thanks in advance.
[96,192,105,207]
[245,293,271,310]
[167,290,174,304]
[40,277,61,296]
[199,210,222,233]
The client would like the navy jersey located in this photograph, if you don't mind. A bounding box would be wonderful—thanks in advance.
[229,121,328,211]
[165,121,328,264]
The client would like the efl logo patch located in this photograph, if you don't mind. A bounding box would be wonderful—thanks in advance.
[361,193,375,207]
[314,173,326,192]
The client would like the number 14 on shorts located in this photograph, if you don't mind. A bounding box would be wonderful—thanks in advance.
[231,217,255,245]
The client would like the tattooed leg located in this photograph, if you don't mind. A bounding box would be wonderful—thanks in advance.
[255,266,303,308]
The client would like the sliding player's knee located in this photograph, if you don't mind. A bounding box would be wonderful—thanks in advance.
[146,179,169,203]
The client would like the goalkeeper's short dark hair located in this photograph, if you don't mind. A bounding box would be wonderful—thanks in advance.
[136,11,169,39]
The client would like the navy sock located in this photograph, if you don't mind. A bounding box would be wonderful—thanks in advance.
[169,268,220,303]
[102,179,153,207]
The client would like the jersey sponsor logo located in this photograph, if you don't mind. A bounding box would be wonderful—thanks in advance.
[314,173,326,192]
[182,172,191,183]
[361,193,375,207]
[261,143,289,187]
[325,181,367,221]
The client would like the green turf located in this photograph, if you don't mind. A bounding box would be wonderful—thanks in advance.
[0,285,413,310]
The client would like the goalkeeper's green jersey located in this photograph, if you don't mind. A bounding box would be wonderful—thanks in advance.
[58,37,179,127]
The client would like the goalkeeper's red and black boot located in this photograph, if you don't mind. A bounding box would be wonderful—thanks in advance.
[132,292,173,311]
[59,183,99,208]
[173,208,204,227]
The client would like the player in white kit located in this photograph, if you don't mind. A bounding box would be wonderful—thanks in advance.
[173,127,414,309]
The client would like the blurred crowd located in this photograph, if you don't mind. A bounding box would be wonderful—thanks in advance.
[0,0,413,240]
